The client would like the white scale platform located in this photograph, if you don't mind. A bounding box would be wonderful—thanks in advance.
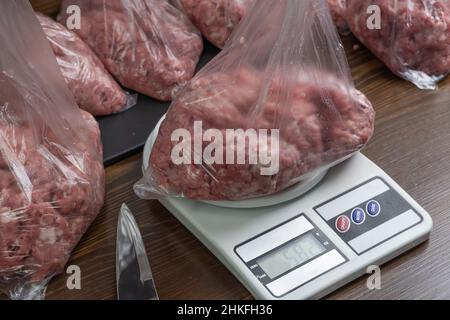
[143,117,433,300]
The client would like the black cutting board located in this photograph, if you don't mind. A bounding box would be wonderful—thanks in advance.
[97,41,220,166]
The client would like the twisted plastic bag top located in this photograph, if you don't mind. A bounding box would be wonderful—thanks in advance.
[36,13,136,116]
[135,0,375,201]
[0,0,105,300]
[347,0,450,90]
[176,0,256,48]
[59,0,204,101]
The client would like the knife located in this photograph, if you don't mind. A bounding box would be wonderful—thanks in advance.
[116,203,159,300]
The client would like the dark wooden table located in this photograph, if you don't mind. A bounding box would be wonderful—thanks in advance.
[7,35,450,300]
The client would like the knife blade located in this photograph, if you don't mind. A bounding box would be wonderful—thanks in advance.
[116,203,159,300]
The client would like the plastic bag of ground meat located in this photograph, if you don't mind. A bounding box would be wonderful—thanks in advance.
[347,0,450,90]
[134,0,375,201]
[0,1,105,300]
[58,0,203,101]
[327,0,350,35]
[36,13,136,116]
[174,0,256,48]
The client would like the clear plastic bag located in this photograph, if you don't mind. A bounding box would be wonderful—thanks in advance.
[347,0,450,90]
[58,0,204,101]
[135,0,375,201]
[36,13,136,116]
[0,0,105,300]
[175,0,256,48]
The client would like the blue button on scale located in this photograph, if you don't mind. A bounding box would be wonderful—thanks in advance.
[351,208,366,225]
[367,200,381,217]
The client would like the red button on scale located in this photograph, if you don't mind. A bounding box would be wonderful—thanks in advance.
[336,215,351,233]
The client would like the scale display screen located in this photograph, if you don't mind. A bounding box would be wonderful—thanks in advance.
[257,233,326,279]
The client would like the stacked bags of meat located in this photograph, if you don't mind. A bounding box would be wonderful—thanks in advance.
[346,0,450,89]
[135,0,375,201]
[36,13,134,116]
[0,0,105,300]
[59,0,203,101]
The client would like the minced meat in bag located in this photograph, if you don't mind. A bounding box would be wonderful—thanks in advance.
[0,1,105,300]
[58,0,203,101]
[178,0,349,44]
[347,0,450,90]
[36,13,133,116]
[135,0,375,201]
[327,0,350,34]
[176,0,255,48]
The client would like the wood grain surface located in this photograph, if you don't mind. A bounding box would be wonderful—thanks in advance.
[4,7,450,299]
[30,0,61,16]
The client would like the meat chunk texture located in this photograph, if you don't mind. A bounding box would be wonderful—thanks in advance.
[148,68,375,200]
[0,110,105,298]
[178,0,255,48]
[36,13,127,116]
[347,0,450,89]
[327,0,349,34]
[59,0,203,101]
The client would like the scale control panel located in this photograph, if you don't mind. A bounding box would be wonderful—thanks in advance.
[234,177,425,298]
[314,177,423,255]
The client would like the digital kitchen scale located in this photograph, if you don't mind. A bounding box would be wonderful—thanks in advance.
[142,117,433,300]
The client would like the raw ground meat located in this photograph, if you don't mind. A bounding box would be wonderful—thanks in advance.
[58,0,203,101]
[36,13,127,116]
[148,68,375,200]
[0,109,105,298]
[178,0,255,48]
[347,0,450,89]
[327,0,349,34]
